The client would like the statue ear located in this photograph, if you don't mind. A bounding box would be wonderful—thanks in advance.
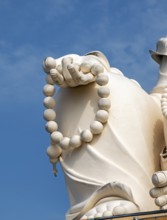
[85,51,110,71]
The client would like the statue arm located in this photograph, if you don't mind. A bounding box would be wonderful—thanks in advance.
[43,51,111,88]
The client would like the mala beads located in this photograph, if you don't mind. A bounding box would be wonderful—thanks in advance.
[161,86,167,118]
[43,57,111,174]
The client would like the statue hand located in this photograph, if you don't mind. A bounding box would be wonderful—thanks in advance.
[150,171,167,209]
[43,54,105,87]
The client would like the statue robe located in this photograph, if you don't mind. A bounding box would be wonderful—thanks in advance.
[55,71,165,219]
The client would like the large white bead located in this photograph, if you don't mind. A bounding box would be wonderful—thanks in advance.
[90,121,103,134]
[162,107,167,113]
[162,109,167,116]
[98,98,111,110]
[49,158,58,164]
[162,104,167,109]
[46,145,62,158]
[97,86,110,98]
[162,93,167,99]
[161,98,167,103]
[80,216,88,220]
[161,102,167,108]
[43,84,55,96]
[44,57,56,69]
[45,121,58,133]
[103,210,112,217]
[43,109,56,121]
[70,135,82,148]
[87,215,94,219]
[80,62,91,73]
[96,110,109,123]
[81,129,93,142]
[60,137,70,150]
[96,73,109,86]
[45,74,55,85]
[91,65,104,75]
[51,131,63,143]
[94,213,102,218]
[162,108,167,114]
[43,97,56,108]
[161,101,167,106]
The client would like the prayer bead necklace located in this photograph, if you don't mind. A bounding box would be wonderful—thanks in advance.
[43,64,111,174]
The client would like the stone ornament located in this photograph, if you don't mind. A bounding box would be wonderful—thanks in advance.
[161,87,167,118]
[41,38,167,219]
[43,55,111,174]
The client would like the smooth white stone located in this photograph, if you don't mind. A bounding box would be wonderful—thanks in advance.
[161,102,167,108]
[97,86,110,98]
[103,210,112,217]
[81,129,93,142]
[94,212,103,218]
[162,108,167,114]
[46,145,62,158]
[44,57,56,69]
[96,73,109,86]
[164,112,167,118]
[43,84,55,96]
[162,109,167,115]
[80,215,88,220]
[161,98,167,103]
[70,135,82,148]
[51,131,63,144]
[45,74,55,85]
[162,93,167,98]
[43,109,56,121]
[107,203,114,211]
[60,137,70,150]
[43,97,56,108]
[87,215,94,219]
[80,62,91,73]
[96,204,107,213]
[161,102,167,107]
[49,157,58,164]
[91,65,104,75]
[162,106,167,111]
[161,106,167,111]
[96,110,109,123]
[45,121,58,133]
[90,121,103,134]
[98,98,111,110]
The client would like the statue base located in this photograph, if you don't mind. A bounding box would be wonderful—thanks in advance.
[95,210,167,220]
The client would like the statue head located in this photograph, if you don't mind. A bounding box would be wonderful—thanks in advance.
[149,37,167,64]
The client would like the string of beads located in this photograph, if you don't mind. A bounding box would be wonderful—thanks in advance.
[161,86,167,118]
[43,57,111,175]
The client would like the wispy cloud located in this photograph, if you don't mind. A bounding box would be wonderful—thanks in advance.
[68,0,167,91]
[0,43,44,103]
[1,0,167,105]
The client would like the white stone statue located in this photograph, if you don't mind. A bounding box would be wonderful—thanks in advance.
[42,37,167,220]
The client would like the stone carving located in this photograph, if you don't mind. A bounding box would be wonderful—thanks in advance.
[42,37,167,220]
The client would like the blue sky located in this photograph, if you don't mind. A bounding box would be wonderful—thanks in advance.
[1,0,167,219]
